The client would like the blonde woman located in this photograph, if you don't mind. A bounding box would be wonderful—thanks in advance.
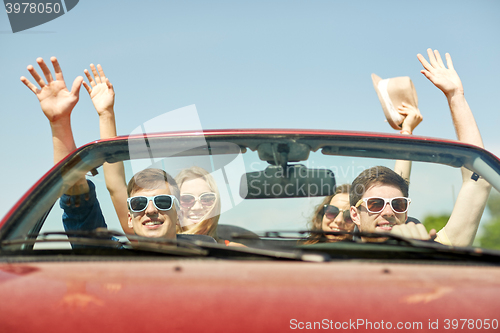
[175,166,221,240]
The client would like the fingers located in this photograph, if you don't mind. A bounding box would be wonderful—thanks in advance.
[105,78,114,91]
[420,69,433,81]
[429,228,437,240]
[97,64,106,81]
[398,102,418,115]
[397,108,409,116]
[70,76,83,96]
[398,102,414,111]
[391,222,431,240]
[397,103,411,116]
[82,81,92,95]
[434,50,445,68]
[417,53,432,71]
[36,57,54,84]
[419,49,450,70]
[84,63,108,89]
[445,53,454,70]
[426,48,438,67]
[20,76,39,94]
[83,69,95,88]
[50,56,65,82]
[27,64,46,88]
[415,223,431,240]
[391,224,411,238]
[90,64,101,84]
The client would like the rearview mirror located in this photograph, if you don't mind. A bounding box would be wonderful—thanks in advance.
[240,164,336,199]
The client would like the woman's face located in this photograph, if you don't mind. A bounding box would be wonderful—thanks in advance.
[179,177,216,227]
[321,193,354,241]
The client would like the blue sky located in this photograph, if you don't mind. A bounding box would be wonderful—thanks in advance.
[1,0,500,218]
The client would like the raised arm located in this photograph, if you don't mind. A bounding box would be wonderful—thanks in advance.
[417,49,491,246]
[83,64,131,234]
[20,57,87,195]
[393,103,423,182]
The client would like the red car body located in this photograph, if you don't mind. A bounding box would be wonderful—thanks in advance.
[1,261,500,332]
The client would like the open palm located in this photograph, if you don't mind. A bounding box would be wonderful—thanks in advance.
[21,57,82,122]
[83,64,115,115]
[417,49,463,96]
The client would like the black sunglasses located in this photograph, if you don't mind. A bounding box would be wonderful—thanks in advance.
[323,205,353,223]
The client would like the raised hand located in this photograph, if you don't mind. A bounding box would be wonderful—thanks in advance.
[21,57,88,194]
[417,49,463,97]
[397,102,422,134]
[20,57,83,123]
[83,64,115,115]
[82,63,130,234]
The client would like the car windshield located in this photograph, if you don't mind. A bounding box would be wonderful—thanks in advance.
[2,130,500,257]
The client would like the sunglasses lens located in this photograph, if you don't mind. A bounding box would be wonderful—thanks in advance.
[366,198,385,213]
[180,193,216,208]
[154,195,173,210]
[391,198,408,213]
[324,205,340,219]
[200,193,216,206]
[129,197,148,212]
[342,210,353,223]
[180,195,196,208]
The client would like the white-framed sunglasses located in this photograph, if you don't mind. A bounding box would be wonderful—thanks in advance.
[355,197,411,214]
[127,195,179,213]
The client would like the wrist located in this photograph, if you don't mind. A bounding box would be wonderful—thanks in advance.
[49,114,72,129]
[400,124,413,135]
[444,88,465,100]
[96,107,115,117]
[99,111,118,139]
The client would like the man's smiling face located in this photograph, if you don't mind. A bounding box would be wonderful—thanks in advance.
[351,182,408,233]
[127,186,178,239]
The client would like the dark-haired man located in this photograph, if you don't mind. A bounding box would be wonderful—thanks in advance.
[349,166,439,242]
[350,50,491,246]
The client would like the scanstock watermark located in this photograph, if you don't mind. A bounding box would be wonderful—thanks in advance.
[4,0,79,33]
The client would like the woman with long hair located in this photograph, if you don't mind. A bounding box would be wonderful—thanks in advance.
[175,166,221,240]
[306,184,353,244]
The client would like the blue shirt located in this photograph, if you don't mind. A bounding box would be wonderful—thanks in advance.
[60,179,107,232]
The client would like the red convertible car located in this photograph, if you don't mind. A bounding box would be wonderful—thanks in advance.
[1,129,500,332]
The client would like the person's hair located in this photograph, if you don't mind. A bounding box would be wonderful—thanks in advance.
[349,166,409,207]
[127,168,180,200]
[305,184,351,245]
[174,166,221,239]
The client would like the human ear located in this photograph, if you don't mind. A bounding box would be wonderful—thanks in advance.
[350,206,361,226]
[127,211,133,229]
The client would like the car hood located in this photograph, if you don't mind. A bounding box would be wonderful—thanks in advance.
[1,260,499,332]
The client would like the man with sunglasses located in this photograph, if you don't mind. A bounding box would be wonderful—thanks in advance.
[21,57,181,241]
[125,168,180,239]
[60,168,180,240]
[349,166,431,241]
[350,49,491,246]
